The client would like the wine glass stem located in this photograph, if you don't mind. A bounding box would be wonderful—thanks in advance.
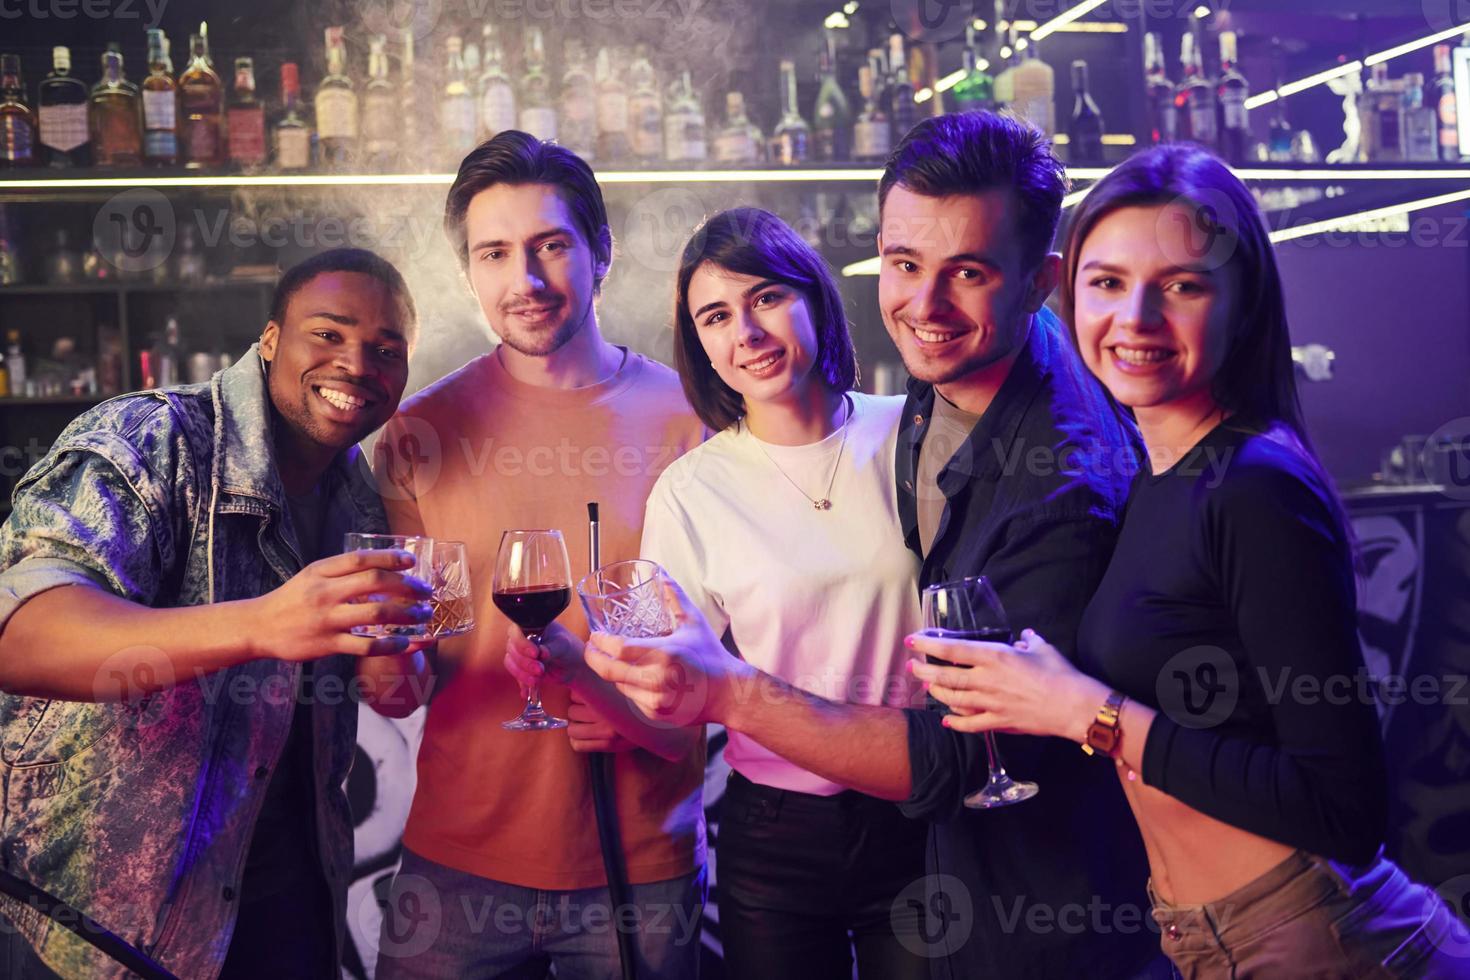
[525,632,545,711]
[983,732,1009,782]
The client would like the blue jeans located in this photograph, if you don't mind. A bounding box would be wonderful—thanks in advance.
[374,848,706,980]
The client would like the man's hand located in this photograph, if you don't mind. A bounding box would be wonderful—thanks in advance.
[566,689,636,753]
[584,576,751,727]
[248,549,432,662]
[504,621,584,697]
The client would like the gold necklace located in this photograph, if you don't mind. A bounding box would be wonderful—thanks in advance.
[751,395,851,512]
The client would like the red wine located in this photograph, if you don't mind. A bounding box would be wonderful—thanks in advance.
[493,585,570,634]
[922,626,1012,666]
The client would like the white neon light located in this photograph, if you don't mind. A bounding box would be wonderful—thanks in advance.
[1031,0,1110,42]
[934,69,967,94]
[1364,24,1469,66]
[1270,187,1470,242]
[915,87,935,103]
[842,256,880,277]
[1248,23,1470,110]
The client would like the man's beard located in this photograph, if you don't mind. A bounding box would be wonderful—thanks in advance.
[496,292,594,358]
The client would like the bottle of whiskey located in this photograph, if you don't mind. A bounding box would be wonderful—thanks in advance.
[316,26,358,168]
[518,27,557,142]
[1176,32,1217,149]
[1011,40,1056,136]
[479,24,517,141]
[0,54,38,168]
[769,59,810,166]
[1068,60,1104,164]
[559,39,598,159]
[951,24,996,114]
[1216,30,1249,165]
[887,33,918,143]
[274,63,311,171]
[663,69,706,164]
[141,30,178,166]
[1401,73,1439,162]
[713,91,762,164]
[227,57,266,169]
[595,47,632,163]
[1143,32,1175,145]
[361,35,397,169]
[812,33,852,161]
[853,59,892,163]
[179,29,224,168]
[39,46,91,167]
[1434,44,1461,161]
[627,45,663,165]
[90,45,143,167]
[441,35,477,162]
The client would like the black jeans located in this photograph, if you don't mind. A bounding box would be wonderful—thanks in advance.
[717,770,930,980]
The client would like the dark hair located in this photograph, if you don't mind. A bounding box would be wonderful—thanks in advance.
[673,207,858,432]
[269,247,418,346]
[443,130,612,290]
[878,111,1068,270]
[1056,144,1354,547]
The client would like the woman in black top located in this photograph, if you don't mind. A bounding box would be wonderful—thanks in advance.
[910,145,1467,977]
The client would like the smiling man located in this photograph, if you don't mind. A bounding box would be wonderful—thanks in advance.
[0,248,429,979]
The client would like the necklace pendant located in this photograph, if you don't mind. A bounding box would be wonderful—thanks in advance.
[814,499,831,511]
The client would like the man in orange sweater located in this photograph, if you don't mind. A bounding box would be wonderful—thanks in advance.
[363,132,707,978]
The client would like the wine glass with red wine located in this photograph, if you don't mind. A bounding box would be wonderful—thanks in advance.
[921,576,1039,809]
[494,529,572,731]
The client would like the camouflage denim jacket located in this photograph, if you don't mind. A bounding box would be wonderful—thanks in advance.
[0,347,386,979]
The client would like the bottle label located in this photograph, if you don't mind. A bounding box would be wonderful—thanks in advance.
[519,107,557,142]
[183,118,221,163]
[714,130,756,163]
[481,85,517,136]
[363,94,397,147]
[1188,95,1218,143]
[1,117,35,163]
[1440,92,1459,147]
[442,97,478,153]
[853,119,891,159]
[560,92,598,151]
[597,92,629,134]
[39,103,88,151]
[142,90,176,130]
[276,127,310,169]
[1221,93,1247,130]
[629,98,662,157]
[145,130,179,160]
[227,107,267,164]
[664,112,705,161]
[316,89,358,139]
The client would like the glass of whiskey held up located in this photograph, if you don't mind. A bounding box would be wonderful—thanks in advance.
[428,540,476,638]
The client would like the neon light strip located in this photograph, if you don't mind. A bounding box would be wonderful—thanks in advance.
[1247,23,1470,111]
[1030,0,1111,42]
[1269,186,1470,242]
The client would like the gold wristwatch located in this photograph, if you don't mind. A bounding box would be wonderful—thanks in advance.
[1081,690,1126,757]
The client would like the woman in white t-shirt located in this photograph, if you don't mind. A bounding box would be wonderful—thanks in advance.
[647,207,928,980]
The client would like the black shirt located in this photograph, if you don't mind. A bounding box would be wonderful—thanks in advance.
[1076,422,1387,864]
[897,311,1157,979]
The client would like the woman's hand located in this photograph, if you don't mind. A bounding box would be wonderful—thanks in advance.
[504,620,585,697]
[907,628,1110,742]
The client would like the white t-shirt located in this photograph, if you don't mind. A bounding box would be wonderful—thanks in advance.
[641,392,923,795]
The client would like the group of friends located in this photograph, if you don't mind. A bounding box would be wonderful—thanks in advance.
[0,111,1465,980]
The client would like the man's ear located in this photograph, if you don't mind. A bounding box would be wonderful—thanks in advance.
[259,320,280,363]
[1024,253,1062,314]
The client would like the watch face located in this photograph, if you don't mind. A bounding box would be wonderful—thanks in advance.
[1088,724,1118,754]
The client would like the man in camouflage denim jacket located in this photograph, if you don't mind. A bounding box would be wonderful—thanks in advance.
[0,249,430,979]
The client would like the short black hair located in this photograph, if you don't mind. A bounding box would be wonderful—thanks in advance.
[268,247,418,347]
[673,207,857,432]
[878,111,1068,270]
[443,130,612,290]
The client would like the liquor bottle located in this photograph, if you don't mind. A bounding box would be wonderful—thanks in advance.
[179,29,224,168]
[316,26,358,168]
[362,35,397,168]
[0,54,37,167]
[627,45,663,164]
[713,92,762,164]
[479,24,517,141]
[1368,64,1405,162]
[440,35,477,162]
[853,60,891,163]
[275,63,311,170]
[89,45,143,167]
[1434,44,1460,161]
[1176,32,1217,149]
[140,31,178,166]
[887,33,918,143]
[1067,60,1104,164]
[951,24,996,114]
[1216,30,1250,165]
[663,69,706,164]
[1011,41,1056,136]
[595,47,632,163]
[769,59,810,166]
[38,46,91,167]
[227,58,267,168]
[1401,73,1439,162]
[154,316,181,387]
[1143,32,1175,145]
[993,23,1017,108]
[518,27,557,142]
[0,206,20,285]
[399,30,421,170]
[559,39,598,159]
[5,330,25,392]
[812,34,852,161]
